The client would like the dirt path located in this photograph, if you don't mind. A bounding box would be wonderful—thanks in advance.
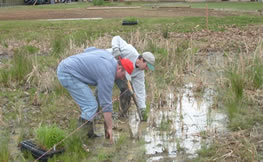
[0,7,245,20]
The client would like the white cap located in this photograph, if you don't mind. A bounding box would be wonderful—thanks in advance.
[142,52,155,71]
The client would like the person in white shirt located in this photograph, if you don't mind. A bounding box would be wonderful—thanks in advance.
[110,36,155,121]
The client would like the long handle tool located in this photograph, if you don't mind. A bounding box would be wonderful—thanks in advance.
[127,80,142,121]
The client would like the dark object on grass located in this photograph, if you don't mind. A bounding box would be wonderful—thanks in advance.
[19,140,64,162]
[122,20,138,25]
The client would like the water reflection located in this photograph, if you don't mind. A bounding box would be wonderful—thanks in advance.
[142,83,226,161]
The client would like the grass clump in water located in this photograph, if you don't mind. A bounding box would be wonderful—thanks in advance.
[35,125,66,149]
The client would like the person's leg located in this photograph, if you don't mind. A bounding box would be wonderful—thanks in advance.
[57,68,98,137]
[115,79,132,117]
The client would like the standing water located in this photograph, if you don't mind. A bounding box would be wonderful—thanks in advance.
[129,83,227,161]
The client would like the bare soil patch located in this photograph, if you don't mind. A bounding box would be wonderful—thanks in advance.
[0,7,247,20]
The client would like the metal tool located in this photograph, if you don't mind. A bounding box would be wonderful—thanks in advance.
[127,80,142,121]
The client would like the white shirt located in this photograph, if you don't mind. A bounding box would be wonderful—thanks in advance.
[110,36,146,109]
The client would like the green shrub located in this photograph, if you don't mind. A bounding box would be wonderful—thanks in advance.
[92,0,104,6]
[36,125,66,149]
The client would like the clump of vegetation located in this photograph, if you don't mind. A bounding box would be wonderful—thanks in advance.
[250,58,263,89]
[35,125,66,149]
[0,135,9,162]
[159,114,172,131]
[51,35,69,58]
[198,42,263,161]
[92,0,104,6]
[115,134,127,151]
[0,46,34,86]
[195,143,217,161]
[224,68,244,121]
[97,150,113,161]
[161,25,169,39]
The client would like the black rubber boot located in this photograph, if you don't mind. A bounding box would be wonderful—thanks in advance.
[78,117,100,138]
[115,79,132,118]
[119,90,132,117]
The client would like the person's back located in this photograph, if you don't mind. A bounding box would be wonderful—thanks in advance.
[57,47,134,142]
[60,47,116,86]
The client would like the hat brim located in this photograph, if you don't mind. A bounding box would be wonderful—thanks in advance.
[147,63,155,71]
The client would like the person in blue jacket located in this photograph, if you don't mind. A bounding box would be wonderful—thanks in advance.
[57,47,133,143]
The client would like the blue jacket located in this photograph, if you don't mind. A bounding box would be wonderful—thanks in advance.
[58,47,117,112]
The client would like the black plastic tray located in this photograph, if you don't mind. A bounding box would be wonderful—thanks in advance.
[122,20,138,25]
[19,140,64,162]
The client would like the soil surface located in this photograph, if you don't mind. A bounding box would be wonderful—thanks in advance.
[0,6,253,20]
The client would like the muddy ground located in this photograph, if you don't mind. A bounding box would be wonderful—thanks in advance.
[0,6,258,20]
[1,4,263,162]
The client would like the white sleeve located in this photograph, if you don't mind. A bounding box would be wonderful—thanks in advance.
[111,36,128,52]
[131,71,146,109]
[111,36,139,59]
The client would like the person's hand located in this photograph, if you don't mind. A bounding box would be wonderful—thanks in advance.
[104,122,113,144]
[113,47,121,58]
[103,112,113,144]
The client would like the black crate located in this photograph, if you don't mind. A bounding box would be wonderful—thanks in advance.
[122,20,138,26]
[19,140,64,162]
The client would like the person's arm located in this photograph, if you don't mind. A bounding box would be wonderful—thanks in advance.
[103,112,113,143]
[112,36,126,58]
[132,71,146,109]
[112,36,138,57]
[97,72,115,143]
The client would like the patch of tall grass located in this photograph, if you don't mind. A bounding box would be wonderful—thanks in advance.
[0,70,9,86]
[195,143,217,161]
[35,125,66,149]
[58,134,88,160]
[217,41,263,130]
[11,48,33,82]
[0,134,10,162]
[97,150,113,161]
[0,46,34,86]
[250,59,263,89]
[93,0,104,6]
[51,35,69,58]
[115,134,127,151]
[72,30,95,47]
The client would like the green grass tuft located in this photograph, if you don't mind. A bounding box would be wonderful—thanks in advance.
[0,134,10,162]
[251,59,263,89]
[93,0,104,6]
[36,125,66,149]
[51,35,69,58]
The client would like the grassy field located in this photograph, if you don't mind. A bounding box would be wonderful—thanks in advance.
[1,2,263,162]
[189,2,263,10]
